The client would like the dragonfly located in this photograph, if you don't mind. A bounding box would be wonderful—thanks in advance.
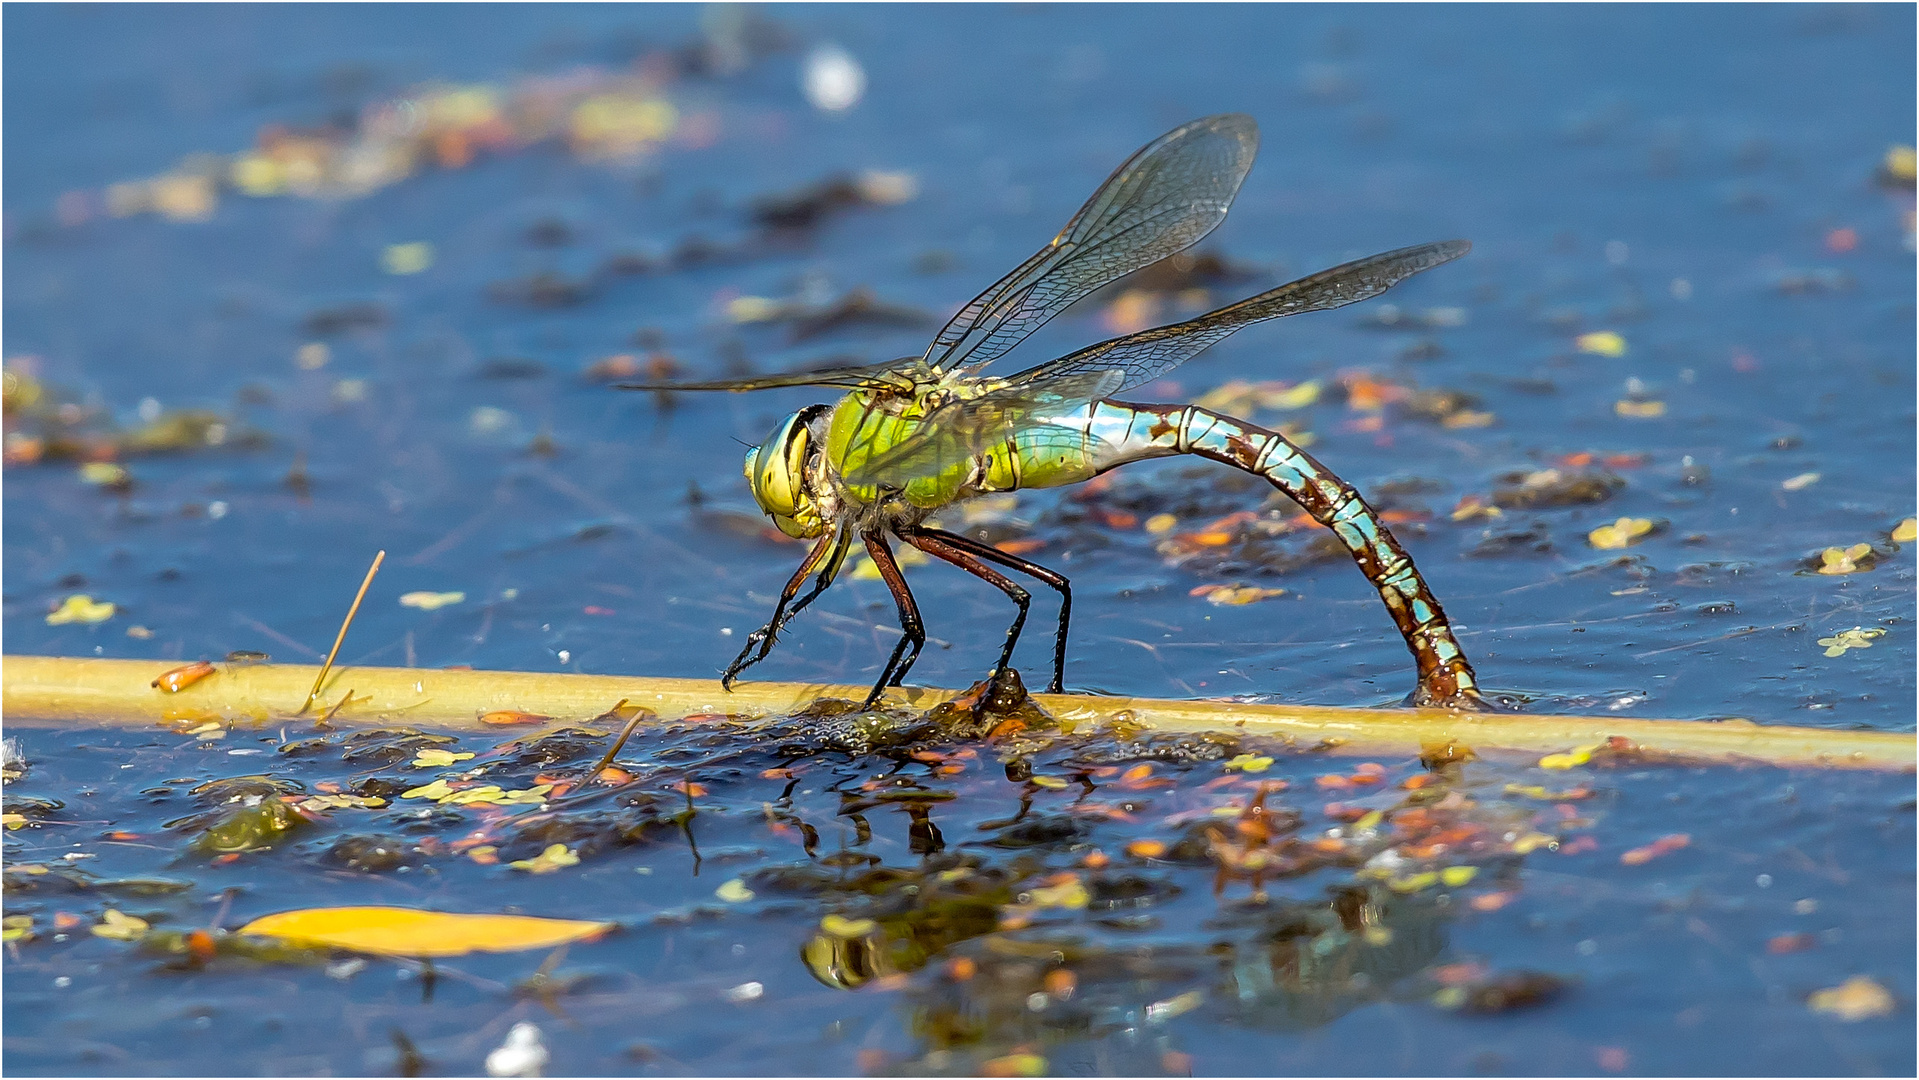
[626,114,1489,712]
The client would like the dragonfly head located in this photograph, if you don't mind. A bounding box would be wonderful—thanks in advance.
[743,405,830,538]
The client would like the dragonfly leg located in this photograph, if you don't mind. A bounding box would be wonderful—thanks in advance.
[909,527,1071,694]
[861,531,926,707]
[721,530,847,690]
[901,530,1032,707]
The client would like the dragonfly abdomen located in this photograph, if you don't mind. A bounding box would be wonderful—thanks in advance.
[1089,400,1481,707]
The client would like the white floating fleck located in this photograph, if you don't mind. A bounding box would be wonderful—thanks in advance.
[724,980,765,1003]
[485,1022,549,1078]
[803,45,865,112]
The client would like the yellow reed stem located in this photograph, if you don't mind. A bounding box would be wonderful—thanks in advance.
[299,550,384,715]
[3,655,1910,771]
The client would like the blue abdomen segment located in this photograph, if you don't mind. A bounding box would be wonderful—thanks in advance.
[1084,400,1483,708]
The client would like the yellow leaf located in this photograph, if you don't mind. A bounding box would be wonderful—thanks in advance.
[1440,865,1478,887]
[1817,544,1875,575]
[401,779,454,801]
[1575,331,1627,357]
[1,813,28,830]
[411,748,475,768]
[1223,754,1273,773]
[1265,379,1322,410]
[90,908,149,941]
[1192,584,1286,605]
[1539,744,1599,770]
[1029,776,1069,789]
[238,906,612,958]
[399,591,465,611]
[442,783,551,808]
[381,242,434,276]
[296,794,387,812]
[1025,879,1089,909]
[1818,627,1885,657]
[726,295,785,324]
[1892,518,1917,544]
[230,153,286,196]
[508,844,580,874]
[1883,145,1917,185]
[847,546,930,580]
[79,462,130,486]
[1780,472,1821,492]
[1144,513,1178,535]
[715,878,755,903]
[1451,495,1501,521]
[1808,975,1895,1021]
[820,914,877,938]
[46,594,116,625]
[1614,399,1666,418]
[1510,832,1558,854]
[1441,409,1496,429]
[982,1053,1048,1078]
[1389,871,1440,893]
[1588,517,1655,550]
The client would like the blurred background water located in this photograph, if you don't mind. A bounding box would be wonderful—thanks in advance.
[3,4,1913,1075]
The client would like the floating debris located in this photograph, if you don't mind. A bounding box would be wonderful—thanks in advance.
[1812,544,1876,576]
[1875,145,1916,189]
[399,591,466,611]
[1808,976,1895,1021]
[750,171,917,233]
[801,44,866,113]
[1817,627,1885,657]
[486,1022,551,1078]
[1575,331,1627,357]
[1588,517,1658,550]
[1492,469,1625,509]
[151,661,217,693]
[45,595,116,626]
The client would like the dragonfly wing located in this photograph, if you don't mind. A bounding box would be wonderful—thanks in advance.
[1005,239,1471,393]
[922,114,1259,374]
[617,358,918,392]
[842,370,1124,489]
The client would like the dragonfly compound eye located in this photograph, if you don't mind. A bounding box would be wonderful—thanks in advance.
[744,414,804,516]
[744,410,827,541]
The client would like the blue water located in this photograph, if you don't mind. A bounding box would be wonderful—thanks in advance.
[4,4,1913,1075]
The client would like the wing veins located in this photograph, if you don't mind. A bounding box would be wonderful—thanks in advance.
[921,114,1260,374]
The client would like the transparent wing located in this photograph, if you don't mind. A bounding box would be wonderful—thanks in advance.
[849,240,1471,489]
[842,370,1124,489]
[1005,239,1471,393]
[921,114,1259,374]
[617,358,919,393]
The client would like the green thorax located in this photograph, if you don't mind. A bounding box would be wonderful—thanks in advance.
[825,385,976,510]
[824,379,1105,510]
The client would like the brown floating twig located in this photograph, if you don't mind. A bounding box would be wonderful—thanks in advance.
[586,700,649,777]
[5,655,1912,772]
[299,550,385,716]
